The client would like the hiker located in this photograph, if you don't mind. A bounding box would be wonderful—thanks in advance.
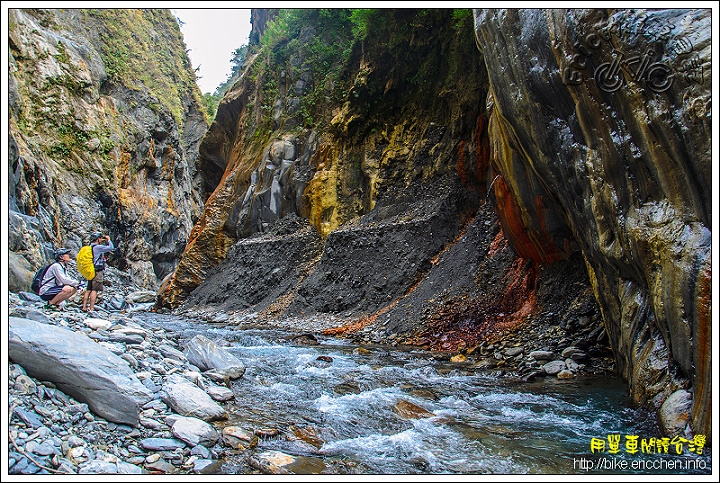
[39,248,84,310]
[82,232,115,313]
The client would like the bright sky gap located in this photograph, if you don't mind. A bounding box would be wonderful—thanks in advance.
[172,8,252,94]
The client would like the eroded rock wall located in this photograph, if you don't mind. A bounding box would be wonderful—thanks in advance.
[8,8,207,288]
[157,9,492,310]
[474,8,711,439]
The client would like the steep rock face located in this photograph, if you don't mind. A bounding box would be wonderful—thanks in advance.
[154,7,710,442]
[157,9,494,311]
[8,8,207,288]
[474,8,711,439]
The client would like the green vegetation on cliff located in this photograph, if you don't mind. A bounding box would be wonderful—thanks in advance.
[244,8,478,138]
[9,8,206,172]
[86,9,203,126]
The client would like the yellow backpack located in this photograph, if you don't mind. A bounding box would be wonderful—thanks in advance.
[76,245,95,280]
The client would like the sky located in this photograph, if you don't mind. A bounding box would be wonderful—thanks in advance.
[172,8,252,94]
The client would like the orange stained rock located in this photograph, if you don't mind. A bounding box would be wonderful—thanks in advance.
[290,426,323,448]
[487,227,508,258]
[493,175,562,264]
[323,316,375,336]
[456,139,468,184]
[408,258,539,352]
[116,150,132,190]
[693,263,712,438]
[324,298,400,336]
[159,165,244,307]
[393,400,435,420]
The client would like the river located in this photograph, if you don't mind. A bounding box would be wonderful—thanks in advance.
[136,313,712,476]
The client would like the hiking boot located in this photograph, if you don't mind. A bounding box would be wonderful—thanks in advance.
[45,303,60,312]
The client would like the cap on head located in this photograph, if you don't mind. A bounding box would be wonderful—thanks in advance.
[55,248,71,259]
[91,231,102,240]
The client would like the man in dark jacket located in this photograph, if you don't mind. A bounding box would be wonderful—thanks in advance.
[82,232,115,313]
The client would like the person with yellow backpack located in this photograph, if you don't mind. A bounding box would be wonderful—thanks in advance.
[79,232,115,313]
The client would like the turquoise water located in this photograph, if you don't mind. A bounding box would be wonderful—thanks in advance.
[137,315,712,475]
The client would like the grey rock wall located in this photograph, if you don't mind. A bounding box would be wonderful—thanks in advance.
[474,8,711,439]
[8,8,208,290]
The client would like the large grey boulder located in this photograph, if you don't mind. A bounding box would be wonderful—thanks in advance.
[8,317,153,426]
[7,250,35,293]
[161,374,228,422]
[171,416,220,447]
[659,389,693,439]
[183,335,246,379]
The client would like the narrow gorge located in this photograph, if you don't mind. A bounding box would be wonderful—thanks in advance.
[7,6,713,456]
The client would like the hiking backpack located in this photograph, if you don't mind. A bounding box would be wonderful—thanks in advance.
[76,245,95,280]
[31,264,52,294]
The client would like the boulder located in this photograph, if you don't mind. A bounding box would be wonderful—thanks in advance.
[171,416,220,447]
[8,317,153,425]
[183,335,246,379]
[658,389,693,439]
[161,375,227,421]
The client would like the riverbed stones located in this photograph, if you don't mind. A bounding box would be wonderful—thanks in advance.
[14,374,36,394]
[7,291,237,475]
[139,438,187,452]
[504,347,523,357]
[561,346,588,362]
[221,426,258,450]
[529,350,554,362]
[542,360,567,375]
[158,343,187,362]
[78,458,145,475]
[450,354,467,363]
[126,290,159,304]
[248,450,294,474]
[392,400,436,420]
[249,450,327,475]
[84,317,113,330]
[658,389,693,439]
[205,384,235,402]
[161,375,228,422]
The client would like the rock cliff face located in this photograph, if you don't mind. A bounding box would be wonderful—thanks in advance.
[8,8,208,289]
[157,8,712,442]
[474,7,711,440]
[157,9,491,311]
[7,8,711,443]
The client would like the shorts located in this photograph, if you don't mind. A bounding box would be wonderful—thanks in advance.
[40,285,64,301]
[89,270,105,292]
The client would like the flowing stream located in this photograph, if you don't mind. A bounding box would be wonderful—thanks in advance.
[137,313,711,476]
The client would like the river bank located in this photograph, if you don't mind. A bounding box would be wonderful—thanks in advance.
[6,276,625,477]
